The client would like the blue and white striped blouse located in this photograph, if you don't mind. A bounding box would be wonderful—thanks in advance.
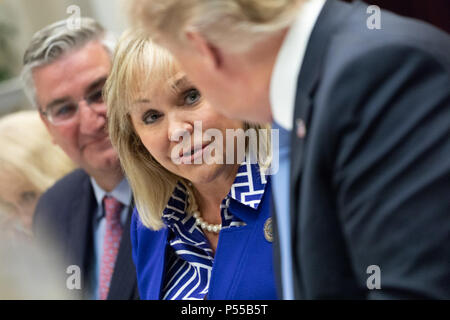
[160,162,268,300]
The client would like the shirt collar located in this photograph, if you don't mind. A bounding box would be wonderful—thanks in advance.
[162,162,267,244]
[90,177,132,219]
[270,0,326,131]
[227,162,267,210]
[162,161,268,223]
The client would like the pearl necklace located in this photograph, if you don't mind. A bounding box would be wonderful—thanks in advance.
[193,210,222,234]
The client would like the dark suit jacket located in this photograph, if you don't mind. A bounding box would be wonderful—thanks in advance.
[280,0,450,299]
[33,169,139,300]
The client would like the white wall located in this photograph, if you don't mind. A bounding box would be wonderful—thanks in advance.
[89,0,128,37]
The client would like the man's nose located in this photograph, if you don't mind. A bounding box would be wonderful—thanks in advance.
[79,100,107,135]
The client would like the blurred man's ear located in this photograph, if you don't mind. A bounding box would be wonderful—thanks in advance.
[185,30,223,71]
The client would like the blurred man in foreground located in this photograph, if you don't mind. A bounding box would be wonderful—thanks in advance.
[130,0,450,299]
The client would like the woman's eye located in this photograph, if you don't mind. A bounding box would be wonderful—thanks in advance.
[143,111,162,124]
[184,89,201,105]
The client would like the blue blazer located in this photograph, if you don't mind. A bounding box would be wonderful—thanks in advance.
[130,181,278,300]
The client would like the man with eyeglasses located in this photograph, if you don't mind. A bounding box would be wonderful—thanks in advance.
[21,18,139,300]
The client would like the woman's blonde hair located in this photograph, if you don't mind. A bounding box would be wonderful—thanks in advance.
[105,30,271,230]
[129,0,304,53]
[0,110,76,215]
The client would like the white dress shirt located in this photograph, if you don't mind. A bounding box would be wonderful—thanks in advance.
[270,0,326,131]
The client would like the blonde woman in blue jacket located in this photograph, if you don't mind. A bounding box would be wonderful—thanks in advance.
[105,31,278,300]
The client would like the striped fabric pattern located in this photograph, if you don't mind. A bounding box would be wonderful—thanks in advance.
[161,162,267,300]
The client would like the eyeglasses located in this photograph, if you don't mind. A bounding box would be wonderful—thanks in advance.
[40,80,106,125]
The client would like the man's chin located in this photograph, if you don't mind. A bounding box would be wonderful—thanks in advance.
[81,150,121,174]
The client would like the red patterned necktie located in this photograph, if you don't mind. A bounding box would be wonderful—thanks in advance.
[99,196,124,300]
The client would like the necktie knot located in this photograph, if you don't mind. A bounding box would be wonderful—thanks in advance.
[103,196,123,223]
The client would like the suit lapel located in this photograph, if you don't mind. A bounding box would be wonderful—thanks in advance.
[107,202,138,300]
[209,200,257,299]
[65,173,96,298]
[289,92,312,300]
[289,0,355,297]
[290,94,312,221]
[290,0,355,229]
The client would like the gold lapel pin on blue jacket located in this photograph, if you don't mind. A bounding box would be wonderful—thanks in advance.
[264,217,273,243]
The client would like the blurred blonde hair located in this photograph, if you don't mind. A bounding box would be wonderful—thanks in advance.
[0,111,76,217]
[129,0,304,52]
[105,30,271,230]
[0,233,78,299]
[0,110,76,193]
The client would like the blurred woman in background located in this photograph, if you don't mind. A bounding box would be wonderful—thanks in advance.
[0,110,76,239]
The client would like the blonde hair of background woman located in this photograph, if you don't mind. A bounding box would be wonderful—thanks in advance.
[0,110,76,233]
[129,0,304,53]
[104,30,271,230]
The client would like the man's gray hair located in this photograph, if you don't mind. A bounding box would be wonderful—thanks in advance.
[21,17,116,108]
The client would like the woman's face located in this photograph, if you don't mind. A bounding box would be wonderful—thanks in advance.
[129,72,244,185]
[0,169,39,234]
